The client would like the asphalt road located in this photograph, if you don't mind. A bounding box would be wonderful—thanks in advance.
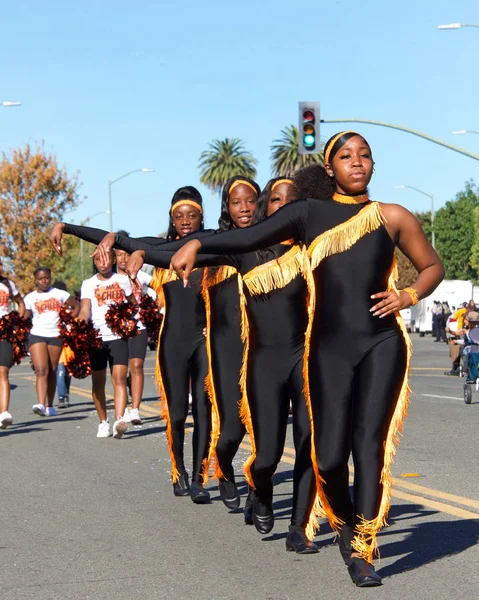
[2,334,478,600]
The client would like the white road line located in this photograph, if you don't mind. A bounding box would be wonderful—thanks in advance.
[422,393,463,401]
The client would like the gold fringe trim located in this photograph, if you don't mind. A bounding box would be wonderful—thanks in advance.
[203,265,237,289]
[201,271,223,483]
[351,256,413,562]
[153,300,181,484]
[236,275,256,487]
[301,248,343,539]
[151,267,177,311]
[243,244,304,296]
[201,266,239,482]
[308,202,384,272]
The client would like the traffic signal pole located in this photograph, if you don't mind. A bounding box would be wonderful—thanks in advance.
[320,118,479,161]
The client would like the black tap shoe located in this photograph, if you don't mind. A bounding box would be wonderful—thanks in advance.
[285,527,319,554]
[219,478,240,510]
[348,557,382,587]
[173,472,191,497]
[252,496,274,534]
[190,481,211,504]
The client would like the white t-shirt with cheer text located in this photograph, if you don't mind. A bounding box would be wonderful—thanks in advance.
[81,273,133,342]
[0,280,19,318]
[24,287,70,337]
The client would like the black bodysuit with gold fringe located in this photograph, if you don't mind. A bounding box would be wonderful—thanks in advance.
[181,195,411,562]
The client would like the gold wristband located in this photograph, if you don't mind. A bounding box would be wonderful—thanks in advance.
[401,287,419,306]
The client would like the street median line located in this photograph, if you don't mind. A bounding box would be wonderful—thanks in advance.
[237,439,479,520]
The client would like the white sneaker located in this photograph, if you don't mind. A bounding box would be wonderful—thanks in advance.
[32,404,47,416]
[129,408,142,425]
[97,420,111,438]
[45,406,58,417]
[0,411,13,429]
[123,407,131,423]
[112,418,128,439]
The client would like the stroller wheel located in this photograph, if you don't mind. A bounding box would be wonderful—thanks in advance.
[464,384,473,405]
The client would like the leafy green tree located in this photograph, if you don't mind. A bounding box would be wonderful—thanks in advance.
[395,247,418,289]
[199,138,257,196]
[270,125,323,177]
[469,205,479,280]
[0,144,81,292]
[413,211,433,244]
[434,180,479,281]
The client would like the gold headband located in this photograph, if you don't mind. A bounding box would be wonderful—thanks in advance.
[324,131,357,164]
[171,199,203,215]
[229,179,257,195]
[271,178,295,191]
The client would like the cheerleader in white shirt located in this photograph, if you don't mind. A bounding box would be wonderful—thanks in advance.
[24,267,79,417]
[0,259,26,429]
[78,250,137,438]
[114,242,156,426]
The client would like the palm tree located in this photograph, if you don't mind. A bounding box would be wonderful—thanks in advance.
[270,125,324,177]
[199,138,258,196]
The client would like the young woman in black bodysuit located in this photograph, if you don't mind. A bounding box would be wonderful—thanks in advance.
[201,176,260,512]
[113,175,323,555]
[168,132,444,586]
[51,187,212,501]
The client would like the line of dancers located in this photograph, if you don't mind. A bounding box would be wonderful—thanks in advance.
[42,131,444,587]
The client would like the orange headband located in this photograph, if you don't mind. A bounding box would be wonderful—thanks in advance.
[229,179,257,195]
[271,178,295,191]
[324,131,357,164]
[171,199,203,215]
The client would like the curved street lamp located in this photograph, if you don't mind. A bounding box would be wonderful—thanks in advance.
[108,168,154,231]
[452,130,479,136]
[437,23,479,30]
[395,185,435,249]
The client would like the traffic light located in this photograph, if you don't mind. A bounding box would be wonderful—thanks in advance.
[298,102,320,155]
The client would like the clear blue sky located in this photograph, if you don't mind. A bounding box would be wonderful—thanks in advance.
[1,0,478,236]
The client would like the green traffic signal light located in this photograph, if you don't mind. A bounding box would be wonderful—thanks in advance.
[303,134,315,148]
[298,101,320,155]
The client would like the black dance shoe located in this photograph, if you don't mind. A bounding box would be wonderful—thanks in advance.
[252,496,274,534]
[244,489,254,525]
[218,478,240,510]
[285,526,319,554]
[190,481,211,504]
[337,524,354,565]
[348,557,382,587]
[173,472,191,497]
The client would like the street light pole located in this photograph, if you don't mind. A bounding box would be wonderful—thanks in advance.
[320,119,479,161]
[395,185,435,249]
[107,168,154,231]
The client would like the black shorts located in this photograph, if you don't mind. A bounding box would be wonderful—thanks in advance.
[29,335,63,348]
[128,329,148,360]
[0,340,13,368]
[89,339,129,371]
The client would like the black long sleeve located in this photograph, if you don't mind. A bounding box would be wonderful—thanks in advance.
[116,229,216,254]
[199,200,309,254]
[62,223,216,255]
[62,223,171,250]
[143,248,236,270]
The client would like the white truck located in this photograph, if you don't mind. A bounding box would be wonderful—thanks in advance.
[411,279,475,336]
